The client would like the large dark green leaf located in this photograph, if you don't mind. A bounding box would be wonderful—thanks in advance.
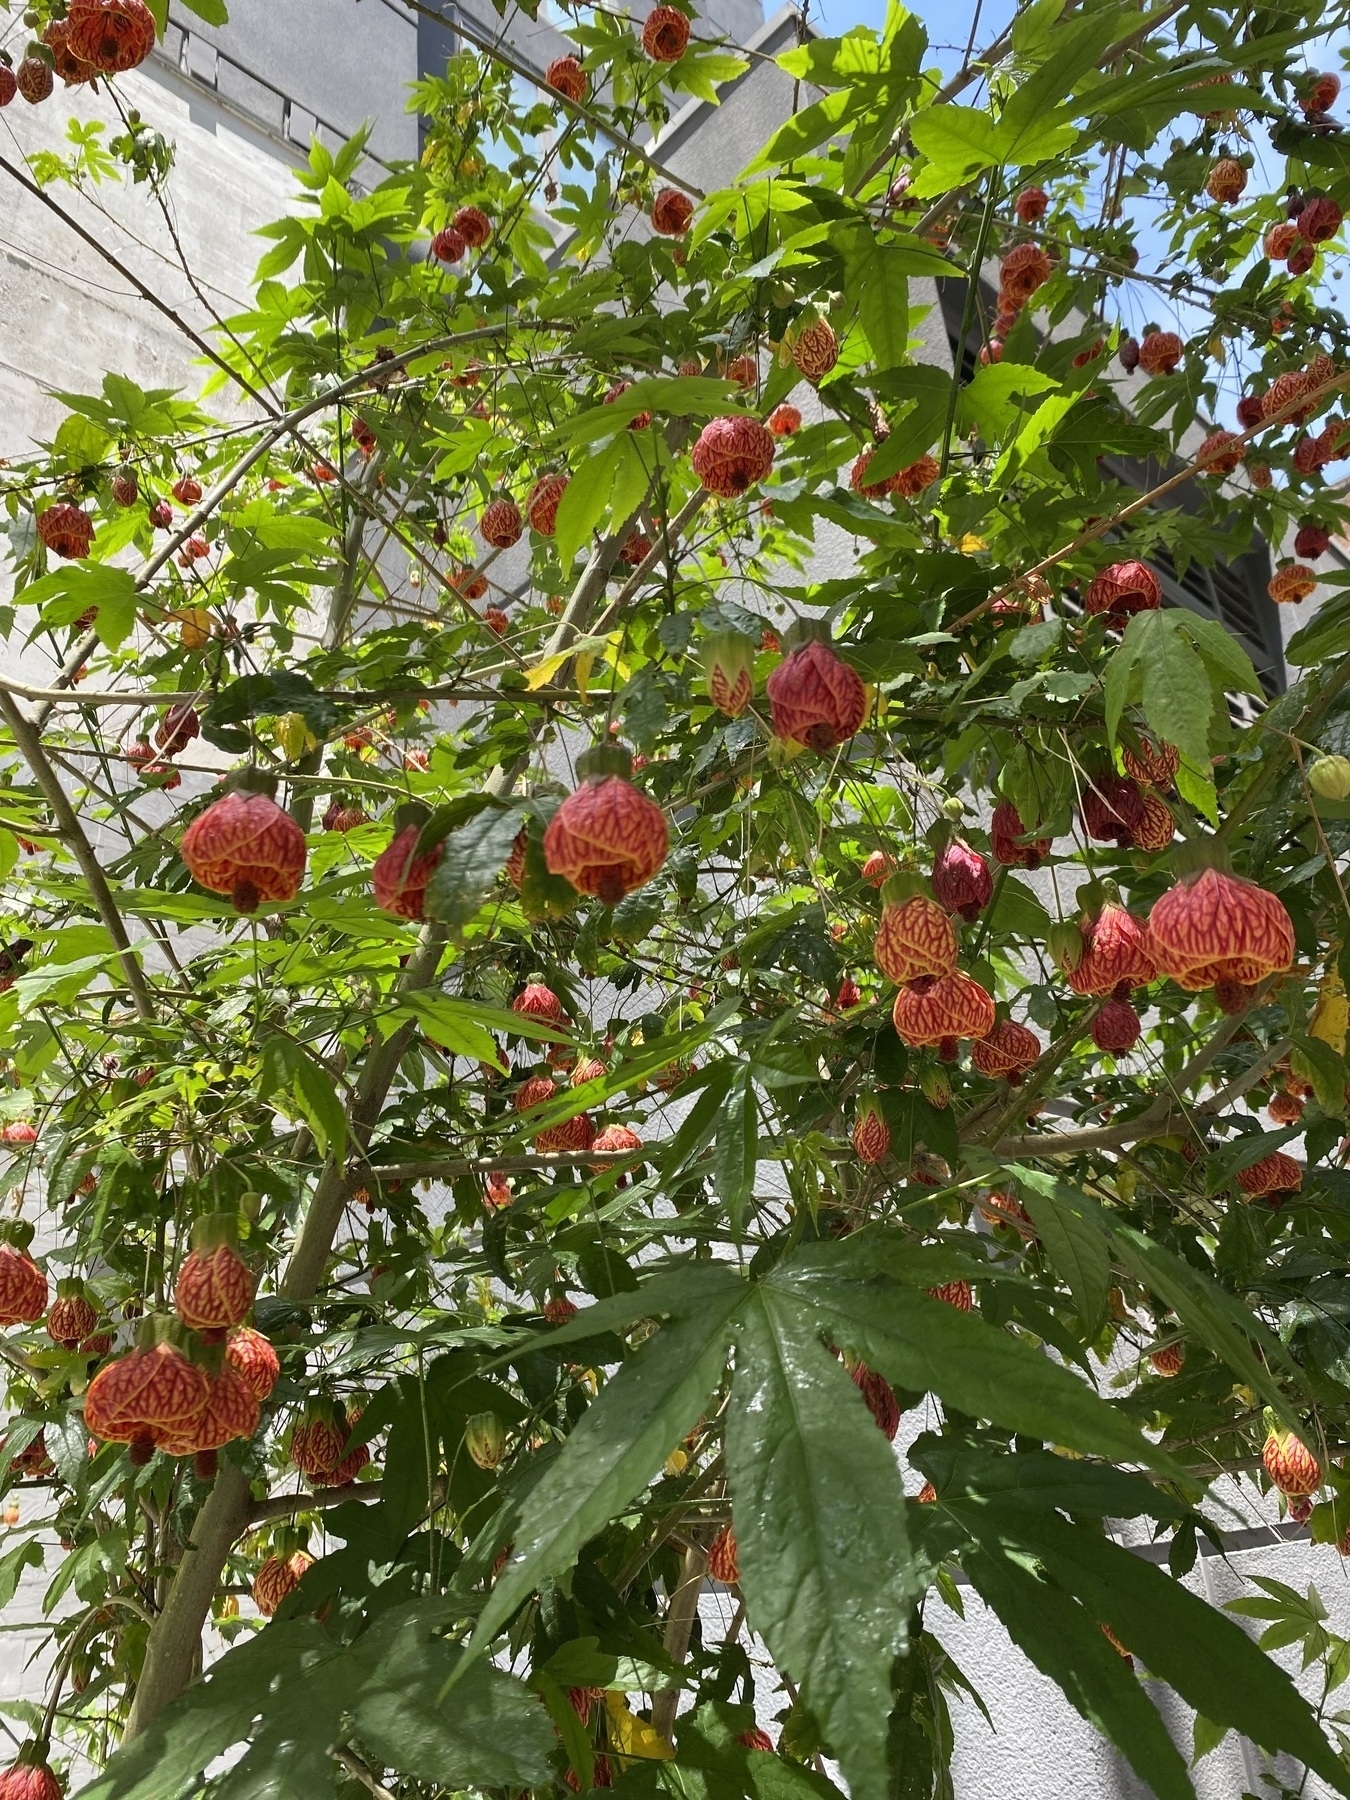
[74,1622,345,1800]
[467,1276,747,1655]
[1018,1184,1109,1336]
[910,1436,1195,1524]
[963,1504,1350,1795]
[1009,1167,1308,1429]
[768,1255,1186,1477]
[423,803,528,928]
[354,1614,555,1788]
[726,1288,918,1800]
[959,1539,1195,1800]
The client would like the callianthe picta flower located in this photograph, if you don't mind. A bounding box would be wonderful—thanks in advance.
[543,744,669,905]
[1149,1342,1185,1377]
[702,629,757,718]
[1084,559,1161,621]
[526,471,569,536]
[851,1361,900,1439]
[1147,848,1295,992]
[46,1280,98,1350]
[1065,894,1156,996]
[252,1549,313,1617]
[225,1325,280,1401]
[1081,771,1145,846]
[892,972,996,1059]
[971,1019,1041,1083]
[0,1224,47,1327]
[454,205,492,248]
[480,496,522,548]
[66,0,157,72]
[174,1213,254,1337]
[545,55,587,100]
[690,416,776,496]
[0,1743,64,1800]
[852,1094,890,1164]
[873,878,959,985]
[1137,330,1184,376]
[290,1404,350,1482]
[792,317,839,383]
[1121,737,1179,787]
[36,504,94,560]
[929,1280,973,1310]
[84,1318,211,1464]
[159,1362,260,1479]
[641,5,690,60]
[707,1524,739,1584]
[651,189,695,236]
[1262,1422,1322,1497]
[1131,789,1175,853]
[513,981,568,1029]
[180,773,307,915]
[931,836,993,921]
[372,807,444,921]
[1238,1152,1302,1201]
[766,627,867,752]
[1092,997,1141,1054]
[990,800,1051,868]
[862,849,898,887]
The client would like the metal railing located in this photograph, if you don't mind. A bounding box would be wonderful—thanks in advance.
[154,12,395,173]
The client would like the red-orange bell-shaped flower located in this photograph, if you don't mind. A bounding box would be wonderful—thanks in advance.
[892,972,995,1055]
[971,1019,1041,1082]
[174,1214,253,1335]
[766,635,866,752]
[990,801,1051,869]
[180,776,306,915]
[1066,900,1156,996]
[543,746,669,906]
[1147,859,1294,992]
[0,1225,47,1327]
[84,1320,210,1463]
[1238,1151,1302,1201]
[226,1325,280,1401]
[873,884,959,985]
[372,812,444,921]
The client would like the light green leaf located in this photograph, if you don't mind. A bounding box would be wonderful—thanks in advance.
[25,564,140,650]
[396,993,507,1068]
[908,105,1002,186]
[855,246,911,369]
[957,363,1060,438]
[1132,610,1214,777]
[727,1288,916,1800]
[292,1049,347,1160]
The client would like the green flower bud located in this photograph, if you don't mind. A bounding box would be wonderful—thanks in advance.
[465,1410,508,1470]
[1309,754,1350,801]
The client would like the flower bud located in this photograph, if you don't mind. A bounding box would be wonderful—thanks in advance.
[918,1065,951,1109]
[1308,754,1350,801]
[1047,920,1085,971]
[700,629,757,718]
[465,1410,508,1470]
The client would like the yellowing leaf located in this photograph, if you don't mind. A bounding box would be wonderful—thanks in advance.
[604,1692,674,1763]
[1310,962,1348,1055]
